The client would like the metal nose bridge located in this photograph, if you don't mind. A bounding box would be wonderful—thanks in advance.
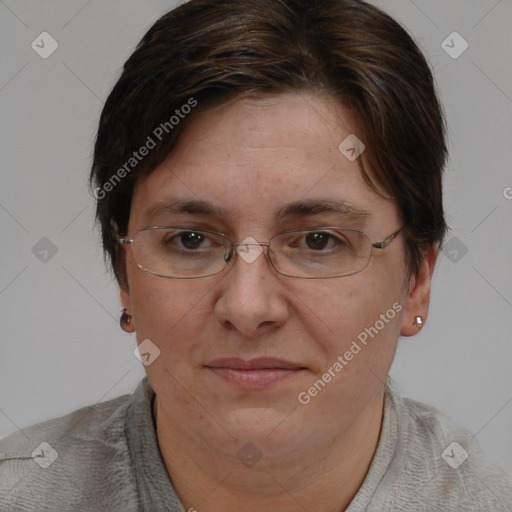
[231,242,270,247]
[224,241,272,263]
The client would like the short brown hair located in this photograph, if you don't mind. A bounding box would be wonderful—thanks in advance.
[90,0,448,288]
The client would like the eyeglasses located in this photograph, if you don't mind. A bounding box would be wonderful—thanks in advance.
[118,224,406,279]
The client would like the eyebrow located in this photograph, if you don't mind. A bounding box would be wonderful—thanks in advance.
[144,198,371,222]
[276,199,370,220]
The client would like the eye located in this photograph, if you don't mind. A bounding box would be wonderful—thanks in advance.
[163,230,213,251]
[304,231,335,251]
[298,230,348,252]
[278,229,349,254]
[179,231,206,250]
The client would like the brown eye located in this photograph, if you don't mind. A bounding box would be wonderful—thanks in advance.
[162,230,211,251]
[178,231,206,250]
[305,232,331,251]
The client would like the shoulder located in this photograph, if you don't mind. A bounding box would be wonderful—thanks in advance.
[0,392,139,511]
[384,383,512,511]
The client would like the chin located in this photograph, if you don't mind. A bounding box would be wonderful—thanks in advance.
[222,406,294,443]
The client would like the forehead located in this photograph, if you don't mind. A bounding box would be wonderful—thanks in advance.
[129,92,399,231]
[180,93,357,162]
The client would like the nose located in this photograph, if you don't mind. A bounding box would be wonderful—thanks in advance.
[213,241,289,338]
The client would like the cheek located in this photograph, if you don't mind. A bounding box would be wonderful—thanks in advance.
[296,285,403,425]
[130,279,213,397]
[128,269,210,348]
[303,276,399,342]
[300,276,404,386]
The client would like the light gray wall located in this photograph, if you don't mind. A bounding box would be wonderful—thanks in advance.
[1,0,511,473]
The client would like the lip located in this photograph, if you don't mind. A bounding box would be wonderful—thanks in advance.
[205,357,307,390]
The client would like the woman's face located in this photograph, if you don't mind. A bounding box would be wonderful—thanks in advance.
[121,92,432,458]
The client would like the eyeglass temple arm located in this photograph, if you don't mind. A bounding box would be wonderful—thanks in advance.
[372,224,406,250]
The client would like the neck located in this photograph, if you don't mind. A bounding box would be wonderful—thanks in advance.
[154,389,385,512]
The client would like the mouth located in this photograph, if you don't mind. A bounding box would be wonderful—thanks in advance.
[205,357,307,390]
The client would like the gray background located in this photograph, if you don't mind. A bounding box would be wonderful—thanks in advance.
[1,0,511,473]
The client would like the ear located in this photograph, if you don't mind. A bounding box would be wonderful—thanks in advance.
[120,288,136,333]
[400,244,439,337]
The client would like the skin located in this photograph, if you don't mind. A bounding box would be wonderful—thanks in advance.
[120,92,438,511]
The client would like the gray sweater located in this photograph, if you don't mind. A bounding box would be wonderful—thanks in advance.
[1,377,511,511]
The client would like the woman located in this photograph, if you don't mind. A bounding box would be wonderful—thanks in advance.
[1,0,511,510]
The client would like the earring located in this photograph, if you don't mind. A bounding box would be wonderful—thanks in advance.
[120,308,132,329]
[413,315,423,328]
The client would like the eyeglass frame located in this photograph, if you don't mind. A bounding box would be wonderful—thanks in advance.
[117,224,407,280]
